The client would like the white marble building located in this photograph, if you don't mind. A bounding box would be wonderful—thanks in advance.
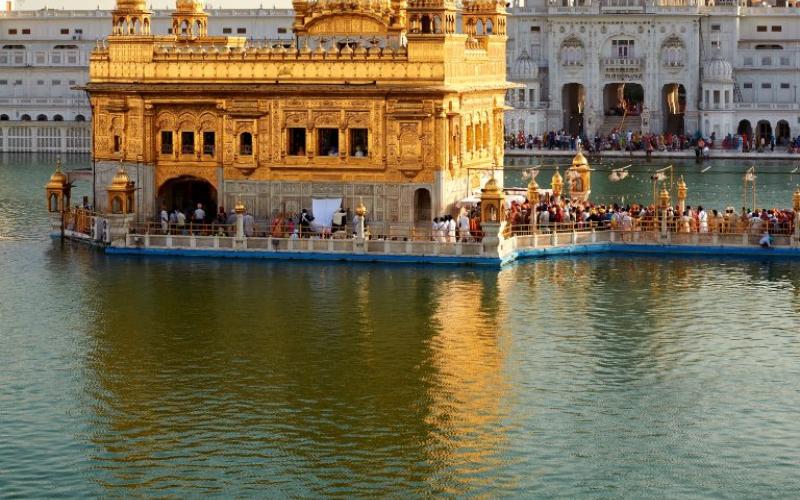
[505,0,800,145]
[0,4,294,153]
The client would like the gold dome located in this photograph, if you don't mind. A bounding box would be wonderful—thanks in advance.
[175,0,205,13]
[482,176,501,194]
[551,168,563,184]
[115,0,148,12]
[527,178,539,190]
[571,150,588,169]
[235,199,246,214]
[110,168,131,189]
[793,187,800,211]
[47,169,67,188]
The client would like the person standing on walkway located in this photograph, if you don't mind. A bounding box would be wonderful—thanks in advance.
[160,205,169,233]
[193,203,205,224]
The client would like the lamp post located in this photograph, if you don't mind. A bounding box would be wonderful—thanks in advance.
[235,198,245,240]
[743,166,756,211]
[527,176,540,233]
[677,175,687,215]
[793,186,800,241]
[659,185,671,236]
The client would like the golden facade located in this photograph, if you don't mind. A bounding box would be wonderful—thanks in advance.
[86,0,513,226]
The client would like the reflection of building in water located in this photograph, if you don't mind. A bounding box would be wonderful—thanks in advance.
[84,263,513,491]
[422,270,512,475]
[85,0,513,229]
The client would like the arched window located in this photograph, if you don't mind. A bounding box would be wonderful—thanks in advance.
[111,196,122,214]
[476,19,484,36]
[421,15,431,34]
[36,114,48,121]
[239,132,253,155]
[53,114,63,121]
[486,19,494,35]
[20,114,31,121]
[74,114,86,122]
[0,114,8,121]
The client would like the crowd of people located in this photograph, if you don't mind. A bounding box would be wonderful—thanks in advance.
[503,194,798,245]
[149,197,797,249]
[506,129,800,155]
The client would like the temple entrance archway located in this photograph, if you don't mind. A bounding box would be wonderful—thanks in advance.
[756,120,772,144]
[662,83,686,134]
[776,120,791,145]
[158,176,217,223]
[737,120,752,138]
[561,83,585,135]
[603,83,644,117]
[414,187,432,222]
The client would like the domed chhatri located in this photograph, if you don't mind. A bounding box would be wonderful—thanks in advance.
[567,149,591,201]
[107,168,136,214]
[512,48,538,80]
[704,50,733,82]
[45,159,71,213]
[480,177,505,223]
[551,168,564,199]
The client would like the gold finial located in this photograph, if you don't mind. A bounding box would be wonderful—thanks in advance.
[235,198,246,214]
[659,185,671,208]
[527,176,539,204]
[677,175,687,201]
[793,186,800,212]
[355,198,367,217]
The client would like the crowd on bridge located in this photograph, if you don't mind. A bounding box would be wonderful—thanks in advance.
[504,194,798,246]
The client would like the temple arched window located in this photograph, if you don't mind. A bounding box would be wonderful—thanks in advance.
[421,15,431,34]
[36,114,47,121]
[239,132,253,155]
[75,114,86,122]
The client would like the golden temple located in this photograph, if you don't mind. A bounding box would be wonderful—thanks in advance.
[84,0,514,229]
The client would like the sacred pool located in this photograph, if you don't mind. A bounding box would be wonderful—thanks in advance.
[2,153,800,496]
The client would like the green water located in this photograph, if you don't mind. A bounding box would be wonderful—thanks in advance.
[505,155,800,209]
[2,154,800,497]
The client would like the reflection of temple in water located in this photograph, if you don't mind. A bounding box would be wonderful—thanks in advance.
[83,261,513,492]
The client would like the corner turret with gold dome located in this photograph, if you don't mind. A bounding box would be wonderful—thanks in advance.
[84,0,515,231]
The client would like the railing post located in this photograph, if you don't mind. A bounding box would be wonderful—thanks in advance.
[591,228,596,243]
[571,230,577,245]
[166,234,173,247]
[550,229,557,246]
